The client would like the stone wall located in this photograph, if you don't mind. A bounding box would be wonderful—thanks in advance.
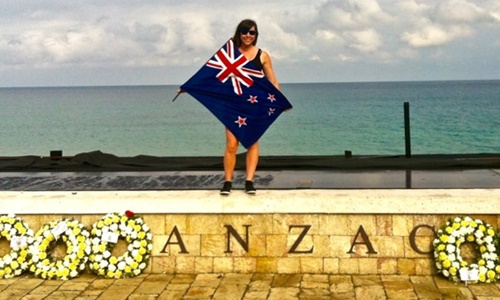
[12,213,500,275]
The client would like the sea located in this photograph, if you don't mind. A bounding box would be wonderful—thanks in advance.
[0,80,499,157]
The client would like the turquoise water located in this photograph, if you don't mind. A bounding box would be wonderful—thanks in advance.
[1,81,499,157]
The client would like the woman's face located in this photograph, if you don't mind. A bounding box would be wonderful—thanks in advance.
[240,26,257,47]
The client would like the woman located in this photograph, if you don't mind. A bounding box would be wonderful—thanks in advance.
[220,19,281,195]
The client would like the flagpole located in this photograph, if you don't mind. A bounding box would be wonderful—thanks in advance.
[172,90,182,102]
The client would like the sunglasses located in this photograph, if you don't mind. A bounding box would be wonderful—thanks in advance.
[240,29,257,36]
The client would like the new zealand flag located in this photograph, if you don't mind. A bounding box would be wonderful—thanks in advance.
[180,39,292,149]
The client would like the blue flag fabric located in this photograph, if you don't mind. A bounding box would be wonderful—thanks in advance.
[180,39,292,149]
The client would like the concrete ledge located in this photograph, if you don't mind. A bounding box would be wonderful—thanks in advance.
[2,189,499,215]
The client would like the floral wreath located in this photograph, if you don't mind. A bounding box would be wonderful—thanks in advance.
[433,216,499,283]
[88,210,153,278]
[29,218,91,280]
[0,214,34,278]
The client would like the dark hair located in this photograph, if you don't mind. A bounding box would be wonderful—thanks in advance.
[232,19,259,47]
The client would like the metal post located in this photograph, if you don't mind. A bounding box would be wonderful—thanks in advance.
[404,102,411,158]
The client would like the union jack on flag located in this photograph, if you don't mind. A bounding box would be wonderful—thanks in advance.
[180,39,292,149]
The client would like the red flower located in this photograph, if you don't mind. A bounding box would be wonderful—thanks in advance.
[125,210,135,218]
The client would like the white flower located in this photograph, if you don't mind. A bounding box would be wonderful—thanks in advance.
[108,264,117,272]
[99,260,109,268]
[3,256,12,265]
[487,260,496,269]
[117,261,126,270]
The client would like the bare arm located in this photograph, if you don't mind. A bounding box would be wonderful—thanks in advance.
[261,51,280,90]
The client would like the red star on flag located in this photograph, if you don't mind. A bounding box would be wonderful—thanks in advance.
[268,108,275,116]
[235,116,247,128]
[267,93,276,102]
[247,95,258,104]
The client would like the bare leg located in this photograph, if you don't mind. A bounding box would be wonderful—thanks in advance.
[245,141,259,181]
[224,129,239,182]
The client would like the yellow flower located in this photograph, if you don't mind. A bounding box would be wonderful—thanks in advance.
[138,248,146,255]
[470,221,477,227]
[140,240,148,247]
[479,225,486,232]
[440,235,449,243]
[442,260,451,269]
[125,266,132,273]
[110,257,118,264]
[112,215,120,223]
[135,254,143,262]
[438,252,447,261]
[487,228,495,236]
[480,245,486,253]
[4,267,12,274]
[460,261,468,267]
[134,225,141,232]
[138,231,146,239]
[72,227,81,236]
[466,234,475,242]
[57,268,70,278]
[17,256,25,264]
[452,222,460,230]
[479,273,486,282]
[97,221,104,228]
[445,227,453,234]
[10,261,19,270]
[478,259,486,266]
[115,270,123,278]
[98,244,106,252]
[487,270,496,280]
[460,220,469,227]
[449,267,457,276]
[18,227,27,235]
[131,262,139,269]
[78,242,87,251]
[77,235,86,243]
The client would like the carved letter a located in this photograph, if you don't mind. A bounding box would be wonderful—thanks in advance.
[347,225,378,254]
[160,225,189,254]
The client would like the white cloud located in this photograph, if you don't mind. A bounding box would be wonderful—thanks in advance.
[401,24,473,47]
[345,28,382,52]
[433,0,490,23]
[1,0,500,85]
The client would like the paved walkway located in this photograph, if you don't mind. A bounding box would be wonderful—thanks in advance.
[1,273,500,300]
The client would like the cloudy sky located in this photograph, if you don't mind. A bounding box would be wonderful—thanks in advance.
[1,0,500,87]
